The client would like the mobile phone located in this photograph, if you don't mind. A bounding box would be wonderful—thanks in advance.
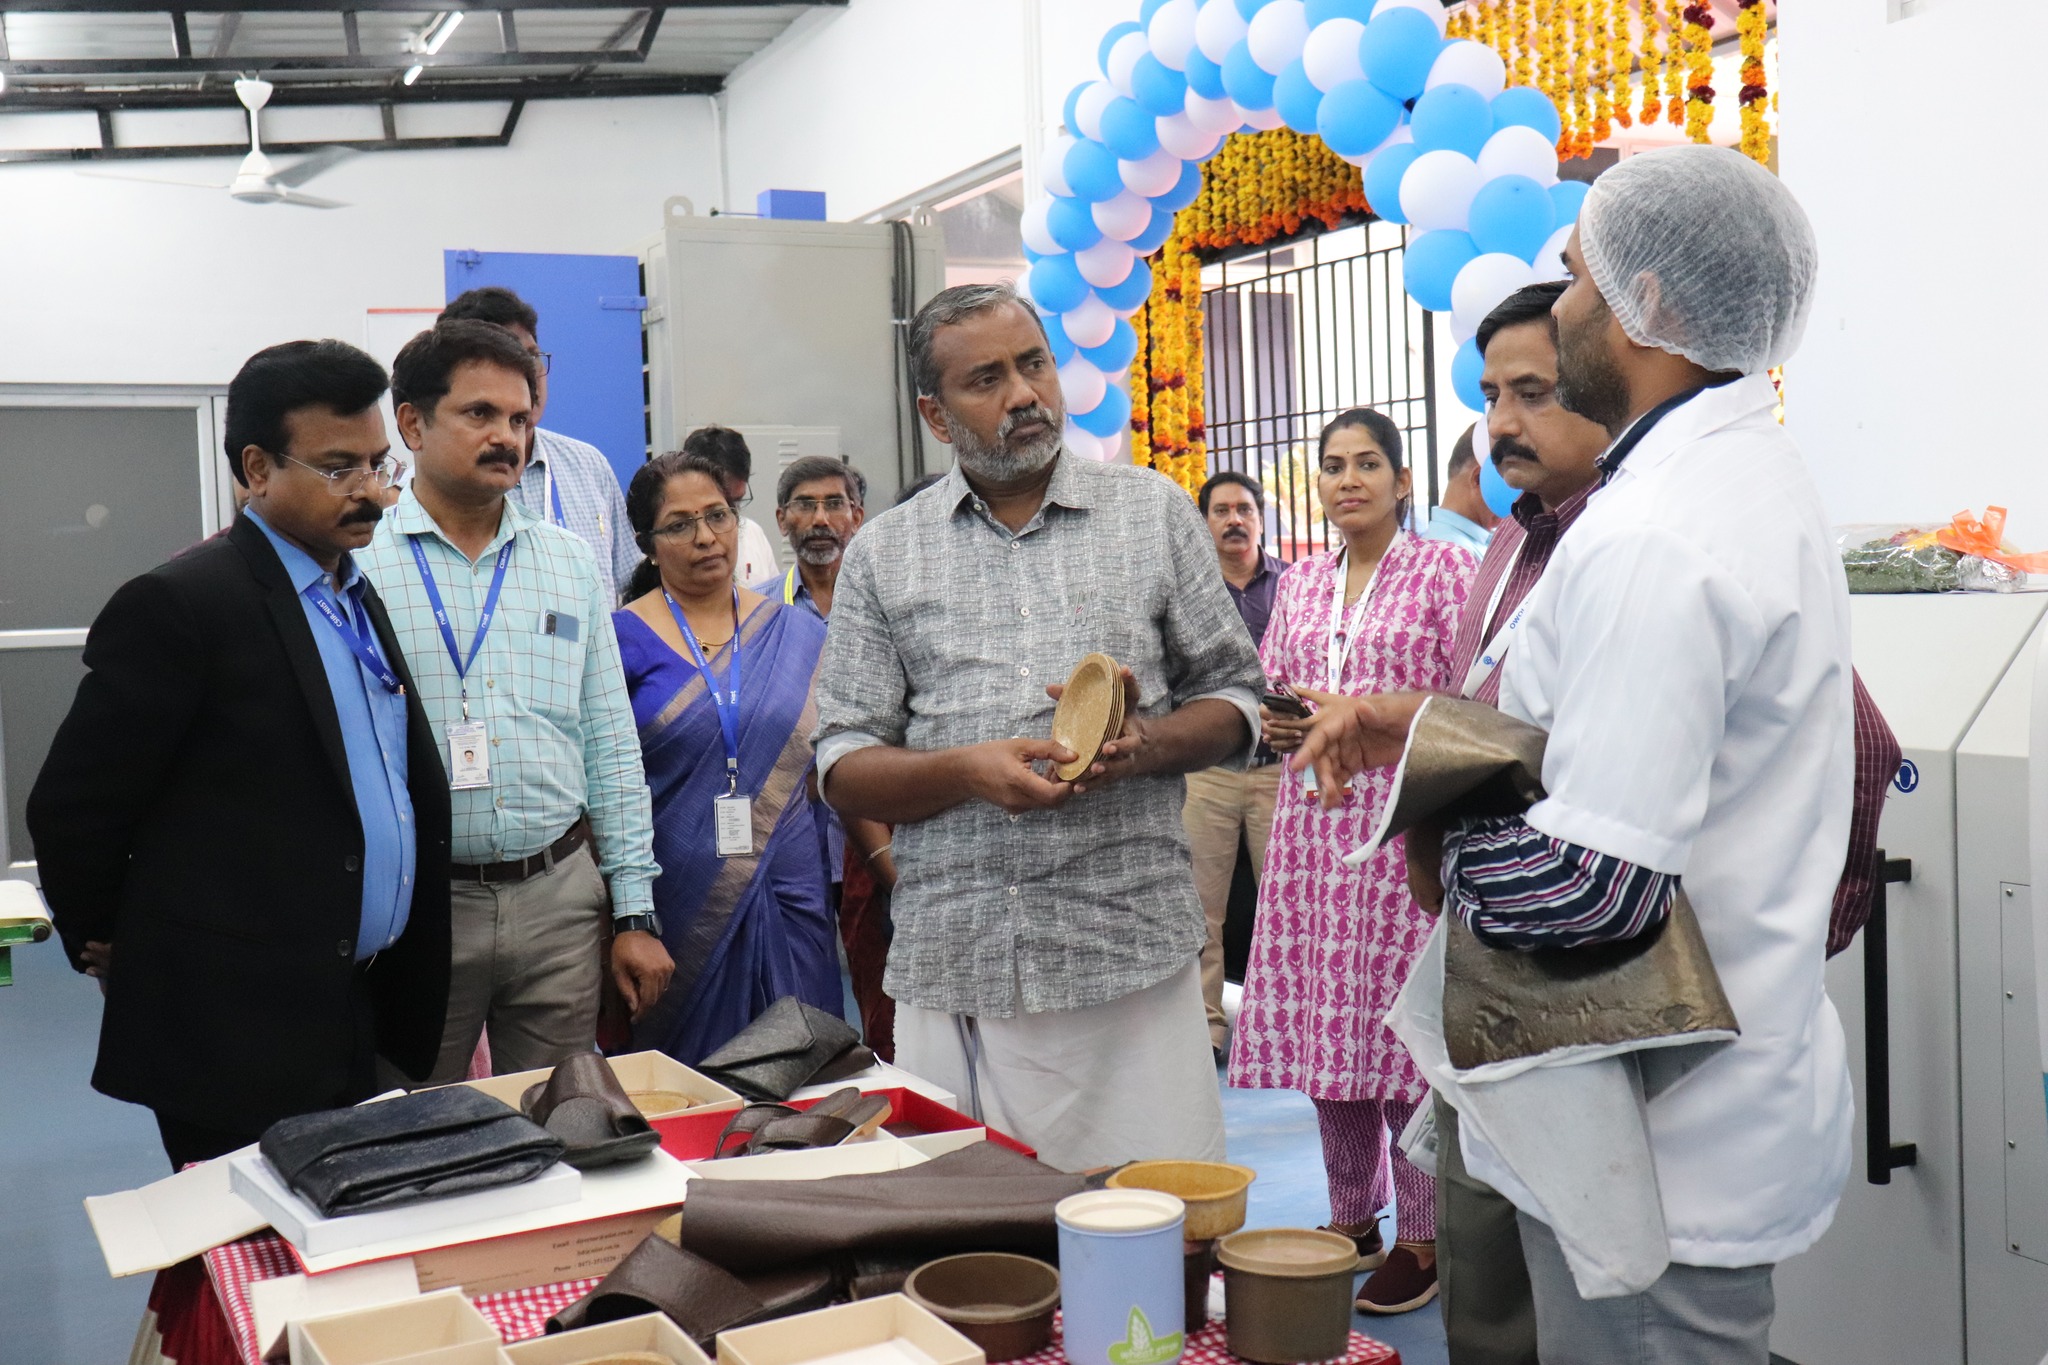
[1261,689,1311,719]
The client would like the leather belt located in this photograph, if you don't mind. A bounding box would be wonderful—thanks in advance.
[458,818,592,885]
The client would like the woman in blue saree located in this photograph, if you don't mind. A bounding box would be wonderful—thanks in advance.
[613,450,841,1065]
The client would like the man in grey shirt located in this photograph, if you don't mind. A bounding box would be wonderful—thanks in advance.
[814,282,1264,1170]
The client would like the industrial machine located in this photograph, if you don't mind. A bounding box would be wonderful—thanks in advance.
[1771,593,2048,1364]
[638,199,944,510]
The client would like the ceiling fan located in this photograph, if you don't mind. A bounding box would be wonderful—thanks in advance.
[78,77,356,208]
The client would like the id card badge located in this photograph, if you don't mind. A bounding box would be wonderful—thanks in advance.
[447,720,491,790]
[714,793,754,857]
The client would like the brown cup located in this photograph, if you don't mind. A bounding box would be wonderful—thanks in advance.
[1183,1238,1217,1336]
[1216,1228,1358,1365]
[903,1252,1061,1363]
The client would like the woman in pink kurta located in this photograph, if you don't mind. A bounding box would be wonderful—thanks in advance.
[1227,408,1475,1314]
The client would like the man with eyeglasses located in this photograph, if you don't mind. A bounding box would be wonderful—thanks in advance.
[758,455,868,621]
[359,321,671,1085]
[29,339,454,1169]
[440,288,639,598]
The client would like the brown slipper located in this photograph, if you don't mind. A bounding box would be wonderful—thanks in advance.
[1355,1242,1438,1315]
[520,1052,662,1170]
[712,1102,800,1158]
[546,1232,837,1347]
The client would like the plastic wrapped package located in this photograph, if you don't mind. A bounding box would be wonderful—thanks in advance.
[1959,556,2027,593]
[1838,525,1962,594]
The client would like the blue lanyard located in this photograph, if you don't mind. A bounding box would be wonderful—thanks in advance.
[409,534,514,717]
[665,588,743,793]
[305,582,402,695]
[545,466,567,529]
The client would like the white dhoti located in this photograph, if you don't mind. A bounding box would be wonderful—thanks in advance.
[895,959,1226,1172]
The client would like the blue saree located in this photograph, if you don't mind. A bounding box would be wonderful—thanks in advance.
[614,601,841,1065]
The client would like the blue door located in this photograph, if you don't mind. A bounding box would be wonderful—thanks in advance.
[444,250,646,489]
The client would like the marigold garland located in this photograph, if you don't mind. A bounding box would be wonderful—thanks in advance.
[1663,0,1688,125]
[1736,0,1770,164]
[1569,0,1596,157]
[1606,0,1634,130]
[1680,3,1716,141]
[1638,0,1665,125]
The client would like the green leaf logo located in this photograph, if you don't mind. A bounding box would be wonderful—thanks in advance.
[1107,1305,1184,1365]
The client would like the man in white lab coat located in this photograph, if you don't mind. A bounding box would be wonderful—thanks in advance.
[1297,146,1852,1363]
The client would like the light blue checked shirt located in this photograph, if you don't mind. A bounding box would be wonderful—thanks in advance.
[359,490,659,918]
[516,427,639,599]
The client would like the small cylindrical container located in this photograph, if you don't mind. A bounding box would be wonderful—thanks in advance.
[1215,1227,1358,1364]
[1055,1188,1187,1365]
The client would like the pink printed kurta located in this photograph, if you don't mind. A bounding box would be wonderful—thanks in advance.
[1227,534,1476,1103]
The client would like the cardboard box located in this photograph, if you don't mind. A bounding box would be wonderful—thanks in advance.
[231,1150,582,1258]
[679,1133,931,1182]
[250,1260,422,1361]
[411,1202,675,1296]
[289,1288,499,1365]
[502,1311,711,1365]
[790,1062,956,1110]
[458,1052,742,1120]
[715,1296,984,1365]
[84,1144,269,1276]
[654,1089,1032,1163]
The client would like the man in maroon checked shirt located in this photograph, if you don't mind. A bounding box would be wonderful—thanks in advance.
[1429,281,1903,1365]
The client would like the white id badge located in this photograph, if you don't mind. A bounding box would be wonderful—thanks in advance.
[447,720,491,789]
[714,793,754,857]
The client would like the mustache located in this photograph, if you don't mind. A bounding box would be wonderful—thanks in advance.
[1221,527,1250,540]
[477,446,521,467]
[339,503,385,527]
[1491,438,1541,467]
[998,404,1058,441]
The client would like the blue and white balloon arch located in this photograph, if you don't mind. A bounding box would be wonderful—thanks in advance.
[1019,0,1586,462]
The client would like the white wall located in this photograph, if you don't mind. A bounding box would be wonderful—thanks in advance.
[0,96,720,387]
[1781,0,2042,541]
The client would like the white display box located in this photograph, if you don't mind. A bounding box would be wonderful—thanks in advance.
[501,1311,712,1365]
[459,1051,743,1120]
[681,1132,930,1182]
[84,1145,268,1277]
[249,1260,422,1361]
[289,1288,500,1365]
[230,1150,581,1259]
[715,1296,983,1365]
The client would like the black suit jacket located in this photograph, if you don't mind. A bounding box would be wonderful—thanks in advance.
[27,514,452,1133]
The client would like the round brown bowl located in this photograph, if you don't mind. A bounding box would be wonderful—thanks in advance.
[1107,1160,1256,1241]
[903,1252,1061,1363]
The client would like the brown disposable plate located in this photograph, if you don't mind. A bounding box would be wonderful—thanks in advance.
[1052,652,1122,782]
[903,1252,1061,1363]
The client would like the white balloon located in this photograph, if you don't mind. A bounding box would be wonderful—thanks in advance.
[1185,89,1242,136]
[1302,18,1367,92]
[1093,190,1154,241]
[1119,147,1185,198]
[1451,252,1539,337]
[1240,104,1286,131]
[1157,110,1224,161]
[1194,0,1249,64]
[1531,224,1574,281]
[1064,424,1105,462]
[1064,295,1118,348]
[1373,0,1449,36]
[1041,133,1075,197]
[1107,31,1150,97]
[1021,198,1061,257]
[1426,39,1507,98]
[1076,238,1137,289]
[1400,149,1483,231]
[1148,0,1200,71]
[1246,0,1309,75]
[1475,124,1561,187]
[1059,358,1109,416]
[1073,81,1117,142]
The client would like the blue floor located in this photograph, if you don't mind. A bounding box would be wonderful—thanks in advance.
[0,940,1445,1365]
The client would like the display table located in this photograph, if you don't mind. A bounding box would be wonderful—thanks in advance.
[138,1230,1400,1365]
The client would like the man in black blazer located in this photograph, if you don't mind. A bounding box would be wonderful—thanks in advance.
[28,340,453,1169]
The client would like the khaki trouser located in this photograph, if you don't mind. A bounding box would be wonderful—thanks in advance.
[418,841,610,1084]
[1181,763,1281,1049]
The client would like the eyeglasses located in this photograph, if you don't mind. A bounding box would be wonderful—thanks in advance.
[650,507,738,540]
[528,351,553,377]
[277,453,407,496]
[785,495,853,516]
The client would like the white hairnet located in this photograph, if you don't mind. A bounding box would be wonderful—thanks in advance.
[1578,145,1817,375]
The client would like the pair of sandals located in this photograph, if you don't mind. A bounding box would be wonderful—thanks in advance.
[711,1086,893,1159]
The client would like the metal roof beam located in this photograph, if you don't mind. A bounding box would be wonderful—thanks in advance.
[0,0,838,11]
[0,70,717,108]
[5,47,656,74]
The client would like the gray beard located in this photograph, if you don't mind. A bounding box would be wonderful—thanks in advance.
[794,540,842,568]
[946,402,1065,483]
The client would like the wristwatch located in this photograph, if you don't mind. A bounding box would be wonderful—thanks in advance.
[614,913,661,938]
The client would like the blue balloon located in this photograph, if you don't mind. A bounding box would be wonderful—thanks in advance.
[1274,60,1325,134]
[1549,178,1589,225]
[1131,54,1189,117]
[1235,0,1277,17]
[1141,0,1171,20]
[1317,79,1403,158]
[1150,159,1205,212]
[1083,317,1141,372]
[1479,443,1519,516]
[1098,260,1156,313]
[1359,7,1440,101]
[1468,174,1555,262]
[1451,336,1486,412]
[1222,42,1278,109]
[1362,140,1421,222]
[1129,205,1178,254]
[1185,46,1228,100]
[1305,0,1374,22]
[1402,229,1479,314]
[1028,254,1090,315]
[1074,381,1134,438]
[1064,138,1125,202]
[1101,97,1162,160]
[1491,85,1564,145]
[1046,195,1105,252]
[1098,21,1143,78]
[1043,312,1078,368]
[1063,82,1090,138]
[1410,83,1492,157]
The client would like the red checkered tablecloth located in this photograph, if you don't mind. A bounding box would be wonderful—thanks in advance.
[168,1236,1397,1365]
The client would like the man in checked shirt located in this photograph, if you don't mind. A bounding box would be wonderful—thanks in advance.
[814,283,1265,1172]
